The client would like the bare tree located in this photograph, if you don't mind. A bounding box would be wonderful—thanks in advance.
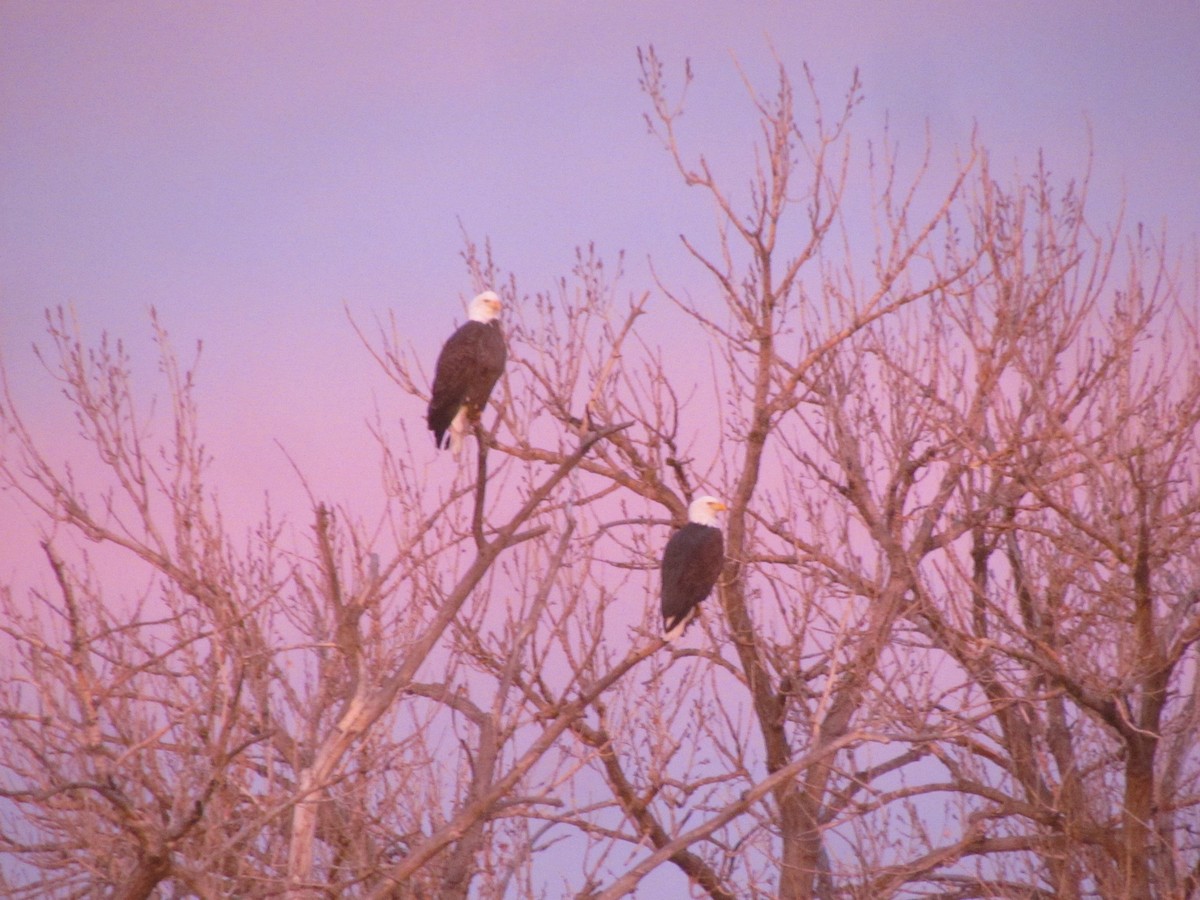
[904,170,1200,898]
[2,50,1197,900]
[0,307,654,897]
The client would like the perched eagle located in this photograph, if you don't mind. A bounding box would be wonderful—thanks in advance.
[427,291,507,454]
[661,496,727,641]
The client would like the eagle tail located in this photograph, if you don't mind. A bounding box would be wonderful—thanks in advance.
[663,606,697,643]
[448,407,469,457]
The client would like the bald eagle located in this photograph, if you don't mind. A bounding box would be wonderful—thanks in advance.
[427,291,507,454]
[661,496,726,641]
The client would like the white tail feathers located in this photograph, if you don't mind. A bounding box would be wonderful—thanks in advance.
[663,606,697,643]
[448,407,469,457]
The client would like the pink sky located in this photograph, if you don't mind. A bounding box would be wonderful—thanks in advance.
[2,1,1198,584]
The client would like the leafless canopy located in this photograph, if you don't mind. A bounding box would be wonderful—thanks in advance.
[3,49,1198,899]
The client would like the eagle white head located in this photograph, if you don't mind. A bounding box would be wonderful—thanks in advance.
[688,496,727,526]
[468,291,502,323]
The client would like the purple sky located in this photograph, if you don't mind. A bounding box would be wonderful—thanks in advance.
[2,2,1198,576]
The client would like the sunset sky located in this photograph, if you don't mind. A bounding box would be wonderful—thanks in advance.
[2,2,1198,580]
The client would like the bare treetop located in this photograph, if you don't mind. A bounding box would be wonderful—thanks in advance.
[3,52,1198,900]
